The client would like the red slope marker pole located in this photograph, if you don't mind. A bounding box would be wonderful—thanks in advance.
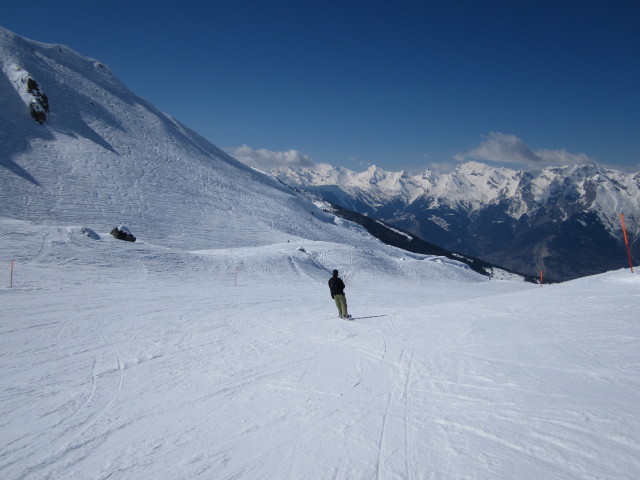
[540,269,543,286]
[9,259,14,288]
[620,213,634,273]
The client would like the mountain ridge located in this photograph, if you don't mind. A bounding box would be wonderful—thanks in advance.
[0,26,333,251]
[267,161,640,281]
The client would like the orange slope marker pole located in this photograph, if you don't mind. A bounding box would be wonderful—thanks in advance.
[620,213,634,273]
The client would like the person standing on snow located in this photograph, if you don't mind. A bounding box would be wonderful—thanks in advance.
[328,269,351,319]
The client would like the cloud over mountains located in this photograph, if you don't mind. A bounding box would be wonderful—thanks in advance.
[229,133,599,174]
[227,145,323,172]
[455,132,596,167]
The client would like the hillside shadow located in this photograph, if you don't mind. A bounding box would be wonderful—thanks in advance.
[0,77,125,190]
[0,73,48,185]
[46,80,122,154]
[0,157,41,186]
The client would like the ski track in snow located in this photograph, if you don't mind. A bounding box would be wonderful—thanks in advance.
[1,224,640,480]
[2,248,640,479]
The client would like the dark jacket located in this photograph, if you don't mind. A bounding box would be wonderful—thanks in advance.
[328,274,345,298]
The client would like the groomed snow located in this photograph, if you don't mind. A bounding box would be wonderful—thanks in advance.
[1,219,639,480]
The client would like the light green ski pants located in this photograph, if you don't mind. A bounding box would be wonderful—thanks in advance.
[333,294,348,317]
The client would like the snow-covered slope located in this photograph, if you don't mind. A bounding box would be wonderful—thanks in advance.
[1,218,639,479]
[0,26,365,252]
[0,25,491,281]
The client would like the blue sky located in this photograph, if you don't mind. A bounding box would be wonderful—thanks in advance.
[3,0,639,172]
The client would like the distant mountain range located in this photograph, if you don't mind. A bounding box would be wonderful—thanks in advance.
[269,161,640,281]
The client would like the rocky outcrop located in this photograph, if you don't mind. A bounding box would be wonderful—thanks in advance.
[3,61,50,124]
[110,226,136,242]
[25,76,49,124]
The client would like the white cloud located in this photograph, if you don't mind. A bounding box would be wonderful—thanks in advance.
[226,145,318,172]
[423,161,458,175]
[535,148,594,165]
[455,132,596,167]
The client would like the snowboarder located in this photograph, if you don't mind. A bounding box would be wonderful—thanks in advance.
[328,269,351,319]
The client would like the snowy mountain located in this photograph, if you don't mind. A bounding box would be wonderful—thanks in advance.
[0,26,335,251]
[0,26,522,281]
[2,27,640,480]
[271,161,640,281]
